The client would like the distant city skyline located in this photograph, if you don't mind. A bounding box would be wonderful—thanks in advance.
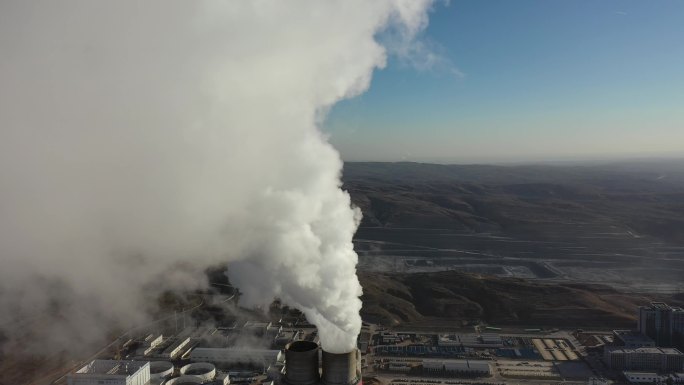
[324,0,684,163]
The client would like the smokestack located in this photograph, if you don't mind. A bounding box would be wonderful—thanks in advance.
[284,341,320,385]
[321,349,361,385]
[284,342,362,385]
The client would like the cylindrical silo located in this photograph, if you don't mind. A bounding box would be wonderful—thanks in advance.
[321,349,361,385]
[284,341,320,385]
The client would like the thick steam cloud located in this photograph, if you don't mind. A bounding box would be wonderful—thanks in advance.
[0,1,433,353]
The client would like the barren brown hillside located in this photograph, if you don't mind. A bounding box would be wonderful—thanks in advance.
[359,270,682,329]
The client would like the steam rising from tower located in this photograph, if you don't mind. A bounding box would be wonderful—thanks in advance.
[0,0,434,354]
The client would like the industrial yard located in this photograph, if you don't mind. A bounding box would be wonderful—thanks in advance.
[14,297,682,385]
[364,327,591,384]
[59,321,594,385]
[347,162,684,296]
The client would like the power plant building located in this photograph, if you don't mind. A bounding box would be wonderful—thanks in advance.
[141,334,164,356]
[613,330,656,348]
[67,360,150,385]
[422,360,491,376]
[605,347,684,372]
[437,333,503,348]
[161,336,191,359]
[190,347,283,368]
[623,372,684,384]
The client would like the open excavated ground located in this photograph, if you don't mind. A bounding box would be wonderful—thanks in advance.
[346,161,684,292]
[359,270,684,328]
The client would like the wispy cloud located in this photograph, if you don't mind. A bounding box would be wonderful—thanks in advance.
[379,1,463,78]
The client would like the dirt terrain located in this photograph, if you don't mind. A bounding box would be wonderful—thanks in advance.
[345,160,684,292]
[359,270,683,329]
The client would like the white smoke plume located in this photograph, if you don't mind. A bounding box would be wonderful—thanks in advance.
[0,1,434,354]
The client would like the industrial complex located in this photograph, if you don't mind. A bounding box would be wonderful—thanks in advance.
[57,301,684,385]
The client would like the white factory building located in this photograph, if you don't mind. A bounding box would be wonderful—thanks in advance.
[67,360,149,385]
[605,347,684,372]
[161,337,191,359]
[422,359,491,376]
[190,347,283,368]
[437,333,503,348]
[623,371,684,384]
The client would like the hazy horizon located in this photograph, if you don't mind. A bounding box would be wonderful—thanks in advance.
[340,151,684,165]
[325,0,684,163]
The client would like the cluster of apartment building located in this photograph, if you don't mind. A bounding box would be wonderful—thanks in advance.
[638,302,684,348]
[603,302,684,380]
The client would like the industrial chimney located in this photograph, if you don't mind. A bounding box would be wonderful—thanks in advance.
[284,341,320,385]
[284,341,361,385]
[321,349,361,385]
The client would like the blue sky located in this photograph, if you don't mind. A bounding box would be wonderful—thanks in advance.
[324,0,684,163]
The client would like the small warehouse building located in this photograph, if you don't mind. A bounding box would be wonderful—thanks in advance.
[67,360,149,385]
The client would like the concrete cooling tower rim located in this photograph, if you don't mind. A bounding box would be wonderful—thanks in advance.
[287,340,319,352]
[180,362,216,382]
[149,361,174,379]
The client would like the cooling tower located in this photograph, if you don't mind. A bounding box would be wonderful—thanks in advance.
[149,361,174,381]
[180,362,216,382]
[284,341,320,385]
[321,349,361,385]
